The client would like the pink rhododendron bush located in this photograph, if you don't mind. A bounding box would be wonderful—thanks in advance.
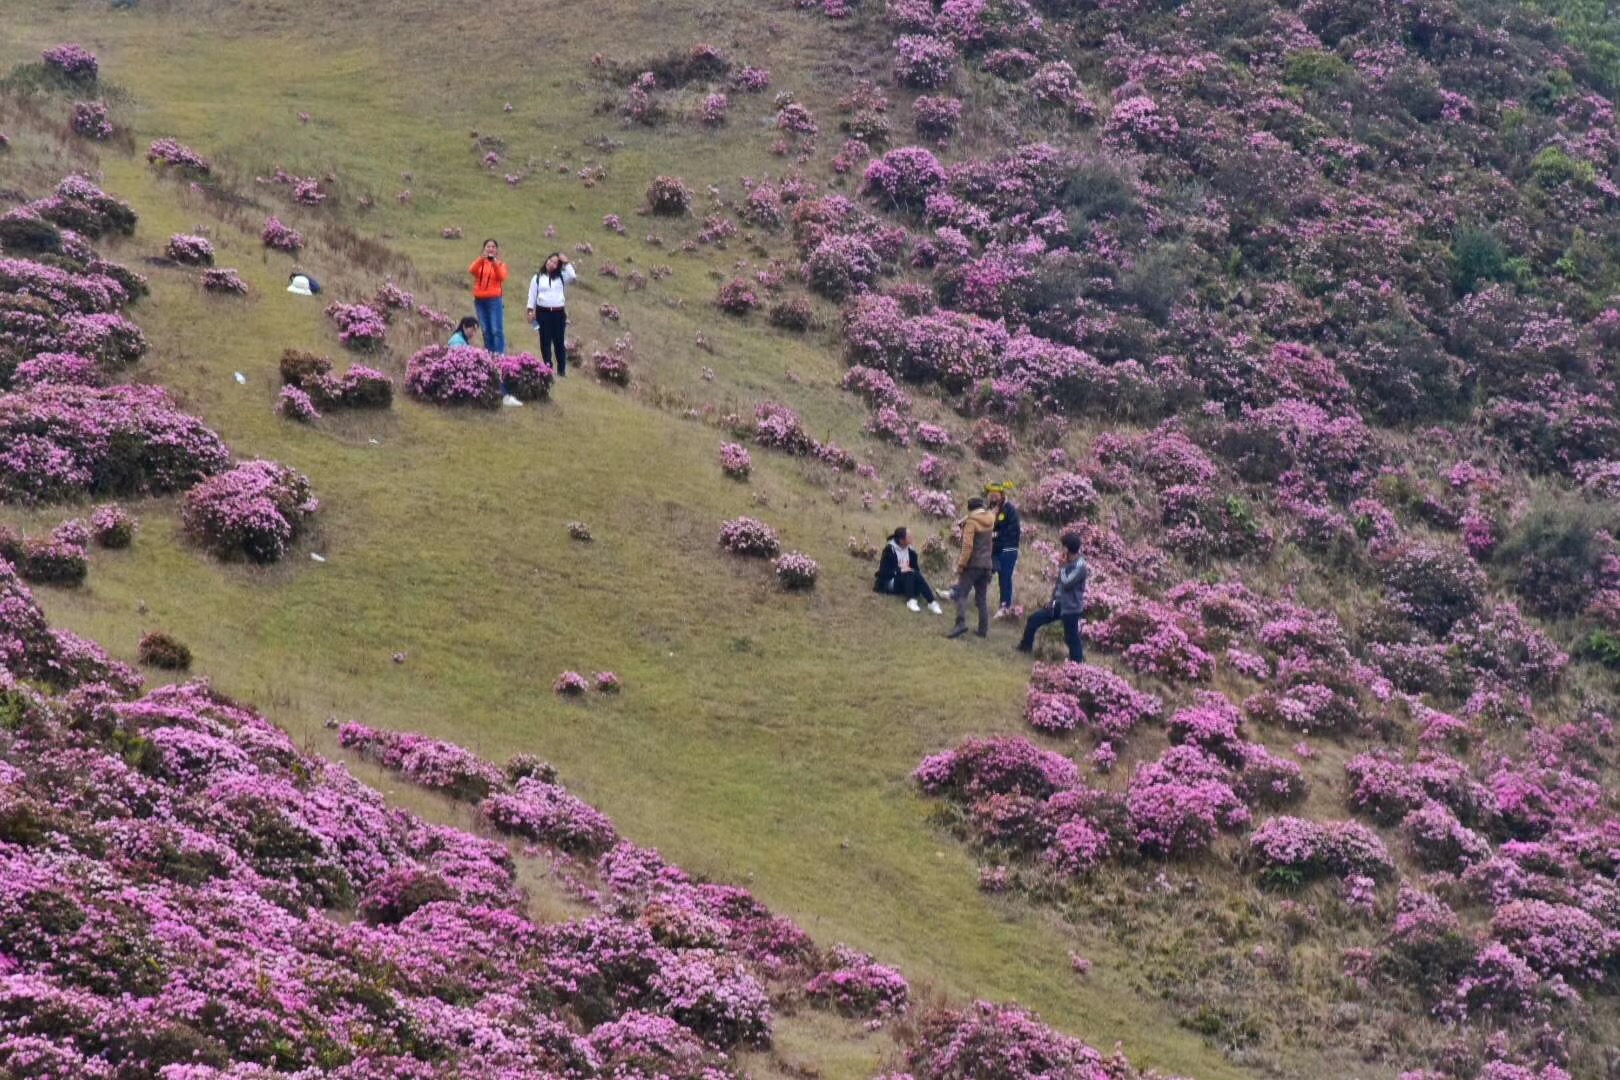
[181,460,318,563]
[0,565,1161,1077]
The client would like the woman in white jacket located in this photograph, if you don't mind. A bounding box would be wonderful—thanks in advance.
[526,252,577,376]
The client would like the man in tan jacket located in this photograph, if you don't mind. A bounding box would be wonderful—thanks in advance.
[947,497,997,640]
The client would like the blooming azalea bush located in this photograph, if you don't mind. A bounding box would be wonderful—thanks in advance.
[773,551,819,590]
[89,504,136,548]
[719,441,752,479]
[500,352,556,401]
[180,459,318,563]
[405,344,503,408]
[647,174,693,215]
[260,215,303,252]
[199,267,248,295]
[42,43,98,82]
[69,101,113,140]
[164,233,214,265]
[554,670,590,696]
[146,137,211,175]
[719,516,781,558]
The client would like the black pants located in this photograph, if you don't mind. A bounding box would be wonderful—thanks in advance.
[952,568,992,634]
[878,571,936,604]
[1020,605,1084,661]
[537,307,567,375]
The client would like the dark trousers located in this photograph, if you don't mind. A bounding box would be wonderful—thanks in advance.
[878,571,936,604]
[1020,605,1084,661]
[537,307,567,375]
[952,568,992,634]
[995,549,1018,608]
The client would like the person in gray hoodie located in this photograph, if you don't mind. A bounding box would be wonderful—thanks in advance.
[1016,533,1087,661]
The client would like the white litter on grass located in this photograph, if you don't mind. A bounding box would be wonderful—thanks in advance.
[310,553,326,563]
[368,438,380,445]
[233,372,246,384]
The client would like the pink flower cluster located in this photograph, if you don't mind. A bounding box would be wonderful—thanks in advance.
[146,137,212,174]
[324,301,389,350]
[405,345,503,408]
[260,215,303,252]
[718,441,752,479]
[69,101,112,140]
[180,459,318,563]
[773,550,820,590]
[199,267,248,295]
[164,233,214,265]
[338,721,506,800]
[41,43,98,82]
[718,516,781,558]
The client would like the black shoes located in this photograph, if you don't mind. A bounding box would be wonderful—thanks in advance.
[946,626,968,639]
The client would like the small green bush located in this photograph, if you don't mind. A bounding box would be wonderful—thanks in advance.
[138,631,192,671]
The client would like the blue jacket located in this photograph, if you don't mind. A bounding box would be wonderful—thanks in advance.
[993,501,1022,553]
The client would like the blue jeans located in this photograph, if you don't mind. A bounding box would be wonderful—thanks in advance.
[995,549,1018,608]
[1019,605,1083,662]
[475,296,505,354]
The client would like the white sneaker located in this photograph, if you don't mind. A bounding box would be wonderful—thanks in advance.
[907,598,921,612]
[502,394,524,407]
[928,601,944,615]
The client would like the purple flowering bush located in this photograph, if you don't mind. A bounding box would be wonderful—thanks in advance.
[773,550,819,590]
[405,344,503,408]
[199,267,249,295]
[42,43,98,82]
[499,352,556,401]
[69,101,113,140]
[646,174,693,215]
[146,137,211,175]
[164,233,214,265]
[180,459,318,563]
[719,516,781,558]
[260,215,303,252]
[719,441,752,479]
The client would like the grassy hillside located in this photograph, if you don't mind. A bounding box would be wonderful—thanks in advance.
[0,2,1249,1077]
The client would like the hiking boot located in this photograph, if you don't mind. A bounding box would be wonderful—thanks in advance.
[946,626,968,640]
[975,630,988,638]
[907,598,921,612]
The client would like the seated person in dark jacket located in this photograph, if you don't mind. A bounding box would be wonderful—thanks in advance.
[1016,532,1087,662]
[874,526,944,614]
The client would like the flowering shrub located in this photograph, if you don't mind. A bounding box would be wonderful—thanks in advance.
[719,516,781,558]
[914,95,962,138]
[199,267,249,295]
[338,721,506,800]
[769,296,814,331]
[405,345,503,408]
[971,419,1015,462]
[70,101,113,140]
[1248,816,1396,883]
[11,351,100,389]
[554,670,590,696]
[701,92,729,125]
[719,441,752,479]
[894,34,957,88]
[500,352,556,401]
[715,277,761,314]
[483,777,619,854]
[136,629,192,670]
[1025,471,1098,523]
[146,137,211,174]
[260,215,303,252]
[647,174,694,215]
[914,735,1079,799]
[593,336,634,386]
[42,43,98,82]
[806,947,910,1018]
[907,1001,1110,1075]
[0,384,231,504]
[277,384,320,422]
[595,670,622,693]
[89,504,136,548]
[324,301,387,349]
[181,459,318,563]
[863,146,947,209]
[773,551,819,590]
[165,233,214,265]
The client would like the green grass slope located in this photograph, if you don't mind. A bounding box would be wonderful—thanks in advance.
[1,2,1253,1077]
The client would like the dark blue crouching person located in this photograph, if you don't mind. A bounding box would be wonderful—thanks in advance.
[1017,533,1087,662]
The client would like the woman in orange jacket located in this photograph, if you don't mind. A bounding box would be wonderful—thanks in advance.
[468,238,509,354]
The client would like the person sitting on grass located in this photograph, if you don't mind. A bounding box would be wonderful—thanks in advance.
[874,526,944,615]
[447,316,481,348]
[1016,532,1088,662]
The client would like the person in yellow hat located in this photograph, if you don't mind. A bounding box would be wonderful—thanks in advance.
[986,481,1022,618]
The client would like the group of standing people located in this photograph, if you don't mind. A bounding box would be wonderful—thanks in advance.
[456,240,579,405]
[874,484,1087,662]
